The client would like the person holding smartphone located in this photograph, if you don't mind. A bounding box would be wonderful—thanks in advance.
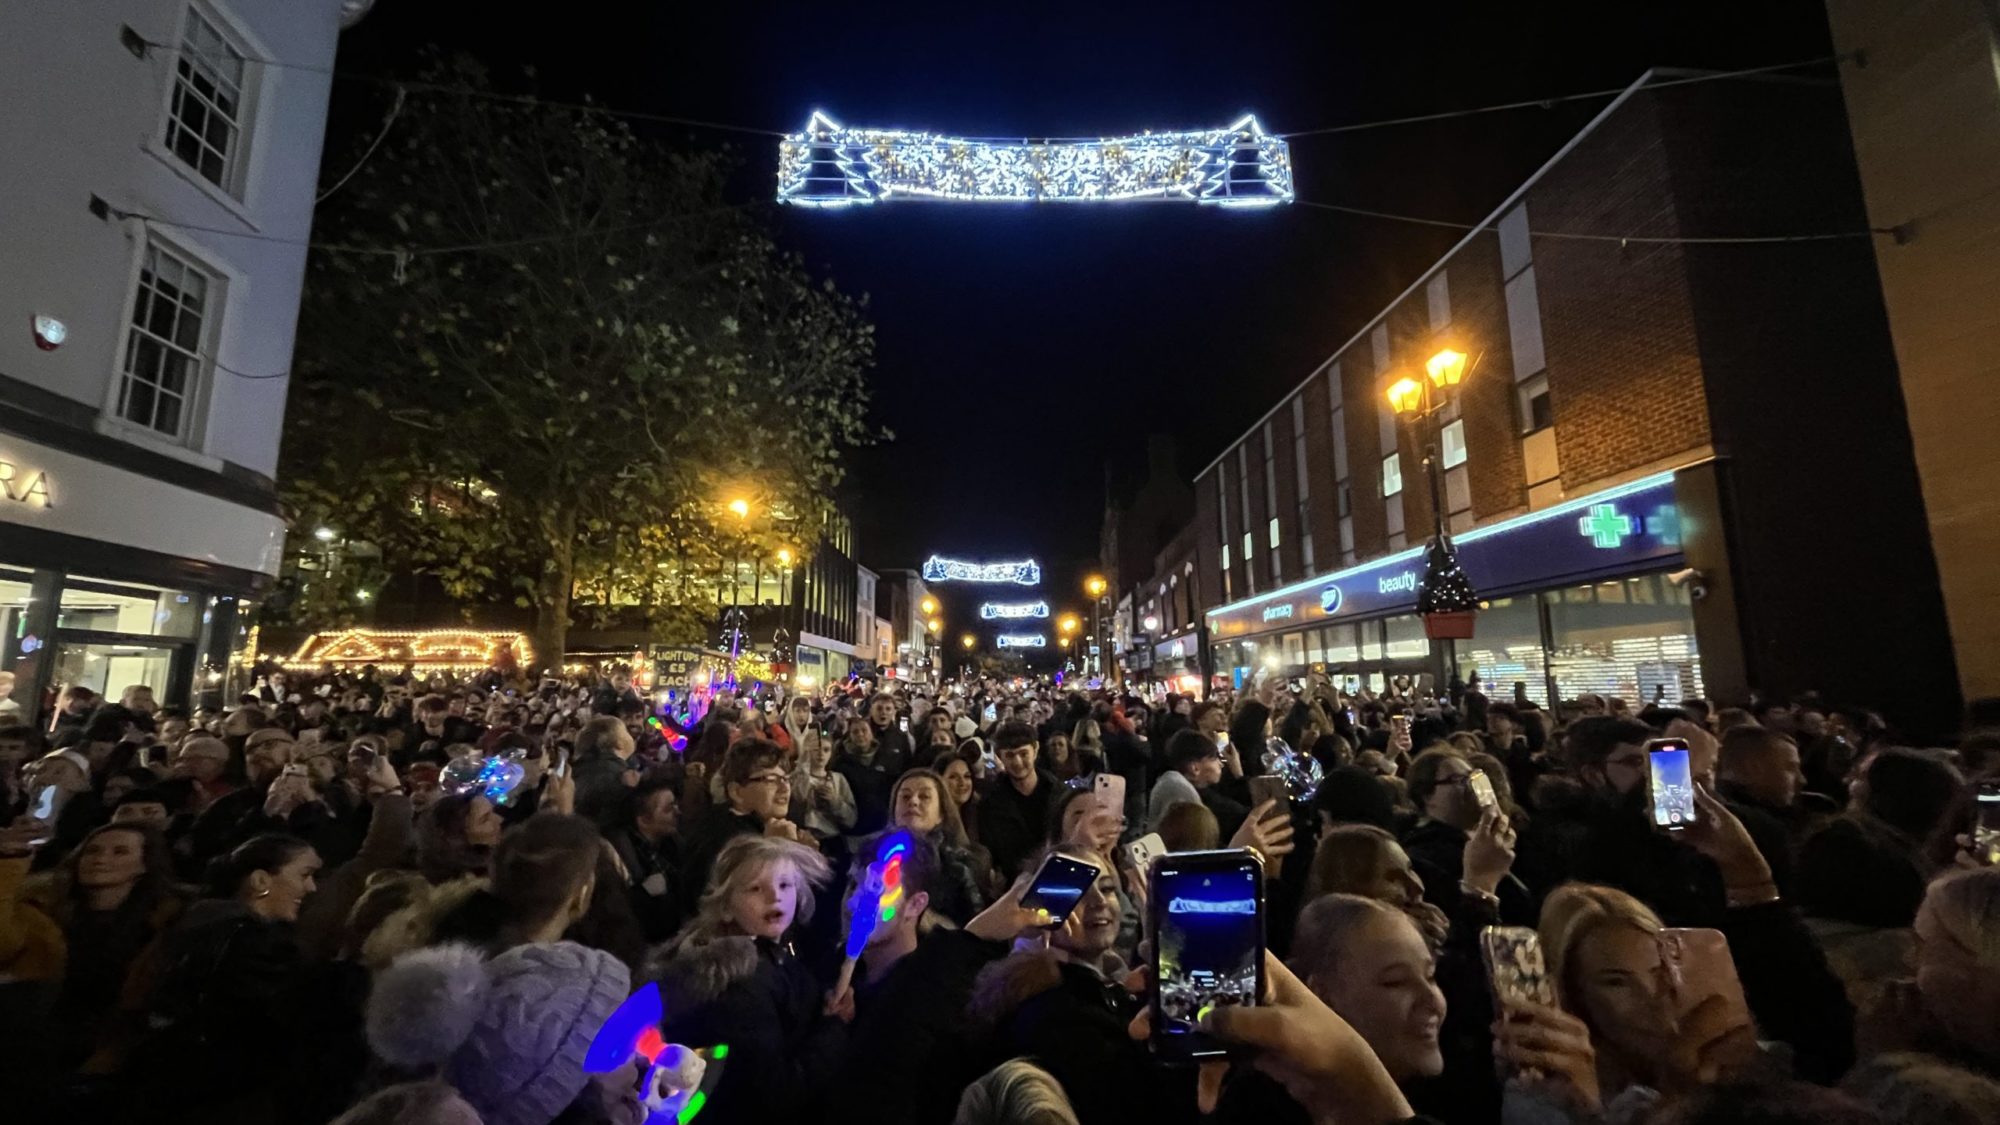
[967,845,1196,1125]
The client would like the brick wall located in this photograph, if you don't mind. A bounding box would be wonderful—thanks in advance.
[1529,94,1713,488]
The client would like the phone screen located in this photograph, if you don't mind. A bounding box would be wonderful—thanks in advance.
[898,716,909,733]
[31,785,60,823]
[983,703,998,723]
[1974,782,2000,865]
[1020,854,1101,924]
[1648,740,1695,830]
[1150,850,1265,1062]
[1468,770,1498,811]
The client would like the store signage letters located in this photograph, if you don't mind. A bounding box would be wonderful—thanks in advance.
[0,453,53,507]
[1377,571,1417,595]
[1261,604,1295,622]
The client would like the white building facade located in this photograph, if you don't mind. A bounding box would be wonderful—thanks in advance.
[0,0,371,725]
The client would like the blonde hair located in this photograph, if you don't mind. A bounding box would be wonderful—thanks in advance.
[1538,883,1664,1010]
[954,1059,1080,1125]
[1288,893,1413,994]
[1155,800,1219,853]
[683,835,832,943]
[1922,867,2000,971]
[1071,719,1103,749]
[1306,824,1402,903]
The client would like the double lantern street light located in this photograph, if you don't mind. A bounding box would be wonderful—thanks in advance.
[1081,575,1108,679]
[1385,346,1480,642]
[721,496,798,683]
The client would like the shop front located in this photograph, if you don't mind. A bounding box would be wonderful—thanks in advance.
[1206,471,1705,705]
[1150,627,1208,696]
[0,430,284,728]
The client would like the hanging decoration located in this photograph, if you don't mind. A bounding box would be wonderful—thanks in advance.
[996,634,1048,649]
[979,601,1050,620]
[1415,534,1479,639]
[921,555,1042,585]
[778,111,1293,207]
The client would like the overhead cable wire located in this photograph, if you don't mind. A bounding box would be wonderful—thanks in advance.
[1291,198,1895,245]
[1275,55,1850,138]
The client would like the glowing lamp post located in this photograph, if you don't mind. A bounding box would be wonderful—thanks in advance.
[1387,347,1481,643]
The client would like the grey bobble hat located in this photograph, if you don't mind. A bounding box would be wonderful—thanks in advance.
[368,941,631,1125]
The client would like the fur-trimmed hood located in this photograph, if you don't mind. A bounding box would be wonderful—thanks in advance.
[646,934,767,1011]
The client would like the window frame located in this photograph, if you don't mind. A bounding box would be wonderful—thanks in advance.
[161,2,257,198]
[110,235,224,446]
[1382,453,1404,498]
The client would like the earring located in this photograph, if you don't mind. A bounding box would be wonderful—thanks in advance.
[256,888,271,898]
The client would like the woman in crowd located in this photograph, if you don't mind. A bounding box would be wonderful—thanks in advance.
[414,792,503,885]
[0,821,185,1079]
[126,833,324,1121]
[934,749,984,847]
[1070,719,1106,774]
[1861,866,2000,1078]
[1287,894,1448,1093]
[887,767,991,923]
[654,834,845,1125]
[1042,731,1081,783]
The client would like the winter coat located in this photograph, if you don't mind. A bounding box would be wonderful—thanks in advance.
[978,770,1062,882]
[832,743,908,838]
[296,792,413,961]
[789,765,857,840]
[0,854,63,983]
[571,751,638,828]
[966,949,1199,1125]
[607,825,683,943]
[653,936,847,1125]
[679,806,763,913]
[825,929,1011,1125]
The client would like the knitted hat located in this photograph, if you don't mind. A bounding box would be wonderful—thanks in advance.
[954,716,978,740]
[368,941,631,1125]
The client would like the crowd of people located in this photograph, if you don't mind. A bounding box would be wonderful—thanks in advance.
[1,661,1997,1125]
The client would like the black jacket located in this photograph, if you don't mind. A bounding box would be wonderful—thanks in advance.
[967,951,1197,1125]
[826,929,1010,1125]
[680,806,763,913]
[657,936,847,1125]
[1400,817,1534,926]
[833,745,909,837]
[978,770,1061,882]
[609,824,684,942]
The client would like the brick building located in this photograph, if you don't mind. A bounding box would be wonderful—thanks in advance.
[1187,69,1957,733]
[1825,0,2000,709]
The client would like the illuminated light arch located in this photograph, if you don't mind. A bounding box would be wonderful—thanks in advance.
[921,555,1042,585]
[980,601,1051,620]
[996,634,1048,649]
[285,628,533,673]
[778,111,1293,207]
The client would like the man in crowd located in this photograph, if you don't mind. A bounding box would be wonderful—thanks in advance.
[978,720,1059,881]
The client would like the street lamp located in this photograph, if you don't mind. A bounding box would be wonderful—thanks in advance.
[721,497,756,685]
[961,633,975,649]
[921,596,938,616]
[1387,344,1482,648]
[1058,614,1079,634]
[727,498,751,519]
[1082,575,1108,679]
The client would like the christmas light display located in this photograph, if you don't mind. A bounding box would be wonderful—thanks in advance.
[284,629,533,673]
[980,601,1050,620]
[778,111,1293,207]
[921,555,1042,586]
[997,634,1048,649]
[1415,534,1479,640]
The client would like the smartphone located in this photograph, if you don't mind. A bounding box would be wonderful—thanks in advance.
[554,749,571,780]
[898,716,909,733]
[1468,769,1498,812]
[1658,928,1751,1029]
[30,784,61,824]
[1391,714,1411,737]
[1123,832,1167,873]
[1974,781,2000,865]
[1019,853,1102,926]
[983,702,998,723]
[1247,774,1290,810]
[1149,848,1266,1062]
[1647,738,1696,831]
[1480,925,1557,1009]
[1092,772,1127,815]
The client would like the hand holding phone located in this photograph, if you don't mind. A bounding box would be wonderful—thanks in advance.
[1019,853,1102,927]
[1647,739,1696,831]
[1974,782,2000,866]
[1092,772,1127,816]
[1149,848,1266,1062]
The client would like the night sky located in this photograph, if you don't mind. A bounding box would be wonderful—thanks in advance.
[330,0,1834,613]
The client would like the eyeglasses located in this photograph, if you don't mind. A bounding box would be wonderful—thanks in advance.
[745,773,792,788]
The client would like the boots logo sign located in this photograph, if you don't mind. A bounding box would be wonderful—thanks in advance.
[0,450,53,508]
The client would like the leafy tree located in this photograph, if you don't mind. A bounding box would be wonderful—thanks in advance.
[282,59,877,668]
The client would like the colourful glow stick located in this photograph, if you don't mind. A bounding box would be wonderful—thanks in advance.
[584,983,722,1124]
[835,832,913,1000]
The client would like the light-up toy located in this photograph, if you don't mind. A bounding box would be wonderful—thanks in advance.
[583,982,725,1125]
[833,831,912,1001]
[439,751,528,805]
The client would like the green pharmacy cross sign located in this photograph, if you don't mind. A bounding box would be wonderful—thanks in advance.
[1578,503,1634,549]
